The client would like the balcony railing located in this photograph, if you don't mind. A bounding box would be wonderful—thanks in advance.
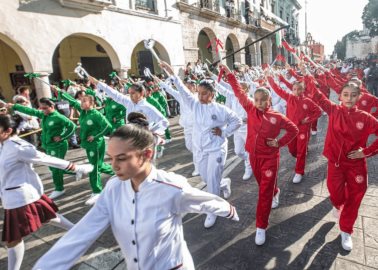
[198,0,220,13]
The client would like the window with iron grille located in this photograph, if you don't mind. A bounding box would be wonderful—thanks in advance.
[135,0,155,11]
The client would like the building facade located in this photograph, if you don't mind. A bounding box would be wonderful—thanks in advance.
[345,26,378,60]
[0,0,301,101]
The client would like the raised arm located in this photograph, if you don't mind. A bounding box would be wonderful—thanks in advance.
[266,73,290,101]
[278,74,294,91]
[12,104,44,118]
[305,74,335,115]
[56,88,82,112]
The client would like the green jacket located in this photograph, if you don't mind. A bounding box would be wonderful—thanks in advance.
[59,90,112,149]
[146,96,166,117]
[104,98,126,125]
[13,104,76,150]
[151,91,168,110]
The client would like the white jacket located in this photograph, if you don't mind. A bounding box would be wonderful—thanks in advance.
[97,82,169,135]
[0,136,72,209]
[33,166,238,270]
[172,76,242,153]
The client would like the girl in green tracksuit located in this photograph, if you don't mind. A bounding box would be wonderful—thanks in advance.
[11,98,76,199]
[150,84,172,141]
[104,96,126,132]
[57,89,113,205]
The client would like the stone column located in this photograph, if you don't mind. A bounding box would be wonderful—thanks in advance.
[33,72,51,99]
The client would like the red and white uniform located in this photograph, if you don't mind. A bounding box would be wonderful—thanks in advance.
[356,92,378,118]
[268,76,321,175]
[227,73,298,229]
[306,75,378,234]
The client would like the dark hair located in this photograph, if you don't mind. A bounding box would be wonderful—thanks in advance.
[130,83,145,94]
[111,113,154,151]
[17,86,29,94]
[198,80,215,93]
[0,114,23,135]
[75,90,86,99]
[39,97,55,107]
[127,112,149,128]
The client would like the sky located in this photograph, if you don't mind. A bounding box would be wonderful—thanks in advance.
[297,0,369,56]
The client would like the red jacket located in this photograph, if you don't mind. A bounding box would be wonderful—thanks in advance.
[356,92,378,118]
[314,73,330,96]
[227,73,299,159]
[268,77,321,129]
[306,75,378,163]
[289,69,304,82]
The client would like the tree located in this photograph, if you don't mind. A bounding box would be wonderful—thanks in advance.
[333,31,359,60]
[362,0,378,37]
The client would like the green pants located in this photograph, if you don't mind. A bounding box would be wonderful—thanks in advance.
[85,139,113,194]
[165,128,171,140]
[46,141,68,192]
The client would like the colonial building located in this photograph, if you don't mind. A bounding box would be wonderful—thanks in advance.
[0,0,301,101]
[345,26,378,60]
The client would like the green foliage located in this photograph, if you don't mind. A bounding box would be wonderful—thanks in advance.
[362,0,378,37]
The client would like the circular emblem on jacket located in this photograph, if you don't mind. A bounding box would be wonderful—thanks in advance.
[265,170,273,177]
[269,117,277,125]
[87,120,93,126]
[48,121,54,126]
[303,104,308,110]
[356,122,364,130]
[355,175,364,184]
[89,151,95,157]
[361,100,367,106]
[299,133,306,140]
[50,150,56,156]
[216,157,222,163]
[111,105,116,109]
[211,114,217,120]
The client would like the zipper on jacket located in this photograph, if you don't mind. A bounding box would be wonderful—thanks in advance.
[335,142,344,168]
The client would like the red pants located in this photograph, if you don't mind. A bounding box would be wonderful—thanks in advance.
[311,120,317,132]
[250,155,279,229]
[327,160,367,234]
[288,128,310,175]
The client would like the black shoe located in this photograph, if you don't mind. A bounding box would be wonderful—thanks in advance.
[70,144,80,149]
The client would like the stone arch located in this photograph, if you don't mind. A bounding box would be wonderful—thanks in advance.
[50,33,122,82]
[225,33,241,68]
[0,33,34,100]
[130,40,171,77]
[197,27,217,63]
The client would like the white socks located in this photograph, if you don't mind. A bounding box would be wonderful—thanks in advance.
[49,213,74,230]
[7,240,25,270]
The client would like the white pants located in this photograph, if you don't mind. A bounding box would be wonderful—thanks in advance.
[184,127,199,172]
[234,130,248,161]
[195,146,227,196]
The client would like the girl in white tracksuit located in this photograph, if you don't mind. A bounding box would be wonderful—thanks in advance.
[160,62,242,228]
[211,75,253,180]
[158,78,199,175]
[0,114,92,270]
[33,116,239,270]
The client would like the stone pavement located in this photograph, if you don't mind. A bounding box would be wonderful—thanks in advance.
[1,111,378,269]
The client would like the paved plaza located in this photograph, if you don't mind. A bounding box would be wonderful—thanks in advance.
[1,112,378,270]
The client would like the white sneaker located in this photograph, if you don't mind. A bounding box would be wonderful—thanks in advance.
[204,214,217,228]
[292,173,303,184]
[311,130,317,136]
[85,193,100,206]
[242,166,253,180]
[255,228,266,245]
[75,164,94,181]
[191,169,200,177]
[341,231,353,251]
[156,146,165,158]
[271,188,280,209]
[49,190,65,200]
[332,206,341,219]
[165,139,172,144]
[221,178,231,199]
[322,111,327,116]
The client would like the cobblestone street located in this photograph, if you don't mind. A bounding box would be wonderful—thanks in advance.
[1,110,378,269]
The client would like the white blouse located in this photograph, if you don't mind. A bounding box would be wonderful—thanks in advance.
[33,166,238,270]
[0,136,72,209]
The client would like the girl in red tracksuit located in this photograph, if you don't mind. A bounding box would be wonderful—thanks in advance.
[305,74,378,251]
[266,72,321,183]
[220,64,298,246]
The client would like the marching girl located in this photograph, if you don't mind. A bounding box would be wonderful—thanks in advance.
[102,89,127,132]
[220,64,298,245]
[157,76,200,176]
[208,71,254,181]
[33,115,239,270]
[89,77,169,137]
[304,69,378,251]
[54,88,114,205]
[9,98,77,199]
[0,114,93,270]
[266,70,321,184]
[159,62,241,229]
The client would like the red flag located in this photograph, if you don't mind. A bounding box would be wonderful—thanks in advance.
[276,54,286,63]
[217,67,226,82]
[282,39,296,54]
[261,63,269,70]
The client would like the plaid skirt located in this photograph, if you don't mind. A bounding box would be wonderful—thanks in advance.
[2,194,58,242]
